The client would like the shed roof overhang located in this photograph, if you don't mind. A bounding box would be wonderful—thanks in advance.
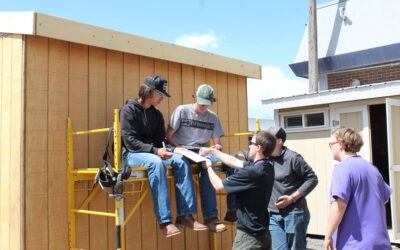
[0,11,261,79]
[289,43,400,78]
[262,81,400,110]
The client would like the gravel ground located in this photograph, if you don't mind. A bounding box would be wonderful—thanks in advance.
[306,235,400,249]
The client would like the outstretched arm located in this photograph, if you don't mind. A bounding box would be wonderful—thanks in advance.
[199,147,244,169]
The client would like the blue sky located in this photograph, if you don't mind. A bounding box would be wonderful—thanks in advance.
[1,0,332,119]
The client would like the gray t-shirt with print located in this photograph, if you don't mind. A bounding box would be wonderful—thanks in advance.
[168,104,224,147]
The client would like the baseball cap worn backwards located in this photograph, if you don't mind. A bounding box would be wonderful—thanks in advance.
[144,74,171,97]
[196,84,216,106]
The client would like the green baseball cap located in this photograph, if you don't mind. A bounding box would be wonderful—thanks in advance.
[196,84,216,106]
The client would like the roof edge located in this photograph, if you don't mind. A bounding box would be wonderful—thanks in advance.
[290,43,400,78]
[0,11,261,79]
[262,81,400,110]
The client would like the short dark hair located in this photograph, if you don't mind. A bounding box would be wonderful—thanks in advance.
[254,131,277,158]
[267,126,286,143]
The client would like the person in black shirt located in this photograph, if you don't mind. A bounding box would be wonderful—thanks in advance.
[199,131,276,250]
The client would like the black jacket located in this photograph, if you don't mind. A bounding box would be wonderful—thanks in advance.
[120,98,166,155]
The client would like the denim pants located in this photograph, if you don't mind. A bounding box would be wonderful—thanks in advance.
[269,210,310,250]
[123,152,197,224]
[225,167,238,212]
[198,154,220,219]
[232,228,271,250]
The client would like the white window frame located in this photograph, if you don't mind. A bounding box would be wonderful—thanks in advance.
[280,108,329,132]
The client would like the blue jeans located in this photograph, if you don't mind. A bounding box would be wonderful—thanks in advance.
[123,152,197,224]
[225,167,238,211]
[198,154,222,219]
[269,210,310,250]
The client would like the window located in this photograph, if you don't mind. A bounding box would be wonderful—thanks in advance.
[282,111,327,130]
[284,115,303,128]
[305,112,325,127]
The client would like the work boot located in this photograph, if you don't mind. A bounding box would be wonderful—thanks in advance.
[176,215,208,231]
[159,222,181,237]
[204,217,227,233]
[224,210,238,223]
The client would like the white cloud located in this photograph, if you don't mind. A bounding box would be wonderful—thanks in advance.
[247,66,309,119]
[175,30,219,50]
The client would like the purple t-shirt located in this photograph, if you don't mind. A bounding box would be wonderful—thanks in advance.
[330,156,392,250]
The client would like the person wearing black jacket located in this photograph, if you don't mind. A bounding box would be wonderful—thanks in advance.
[266,126,318,250]
[120,74,207,237]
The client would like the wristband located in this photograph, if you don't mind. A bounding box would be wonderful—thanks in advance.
[290,195,297,203]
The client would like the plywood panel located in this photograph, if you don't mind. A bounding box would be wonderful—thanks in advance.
[286,130,331,235]
[47,39,69,250]
[155,59,174,250]
[69,42,90,249]
[182,65,195,105]
[139,56,159,250]
[193,67,211,250]
[122,53,142,250]
[25,35,49,249]
[216,72,229,153]
[167,62,190,250]
[155,59,169,121]
[105,50,124,250]
[238,76,249,147]
[0,34,22,250]
[0,33,12,250]
[220,73,239,249]
[123,53,140,102]
[9,34,24,250]
[87,46,108,250]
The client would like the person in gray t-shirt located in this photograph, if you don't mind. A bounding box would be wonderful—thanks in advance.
[167,84,227,233]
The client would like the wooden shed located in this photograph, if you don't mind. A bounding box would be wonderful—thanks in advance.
[0,11,261,250]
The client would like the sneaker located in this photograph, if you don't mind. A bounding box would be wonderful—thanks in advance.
[204,218,227,233]
[176,215,208,231]
[224,210,238,223]
[159,222,181,237]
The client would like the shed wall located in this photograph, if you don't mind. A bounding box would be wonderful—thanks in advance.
[0,34,24,250]
[22,35,249,250]
[284,130,332,235]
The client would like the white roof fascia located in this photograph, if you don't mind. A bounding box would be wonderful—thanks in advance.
[0,11,35,35]
[262,81,400,110]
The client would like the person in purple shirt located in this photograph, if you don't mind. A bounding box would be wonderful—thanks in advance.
[324,126,392,250]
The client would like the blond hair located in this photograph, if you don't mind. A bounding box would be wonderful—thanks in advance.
[332,126,363,153]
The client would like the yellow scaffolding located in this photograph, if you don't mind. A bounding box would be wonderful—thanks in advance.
[67,109,260,250]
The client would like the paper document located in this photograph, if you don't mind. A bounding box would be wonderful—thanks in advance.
[174,148,207,163]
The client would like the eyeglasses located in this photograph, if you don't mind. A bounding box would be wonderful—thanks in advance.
[328,141,339,149]
[249,140,258,146]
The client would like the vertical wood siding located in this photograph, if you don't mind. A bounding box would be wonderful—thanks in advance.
[20,35,250,250]
[0,34,24,250]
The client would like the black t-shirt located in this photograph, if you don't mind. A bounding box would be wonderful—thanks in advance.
[222,159,274,235]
